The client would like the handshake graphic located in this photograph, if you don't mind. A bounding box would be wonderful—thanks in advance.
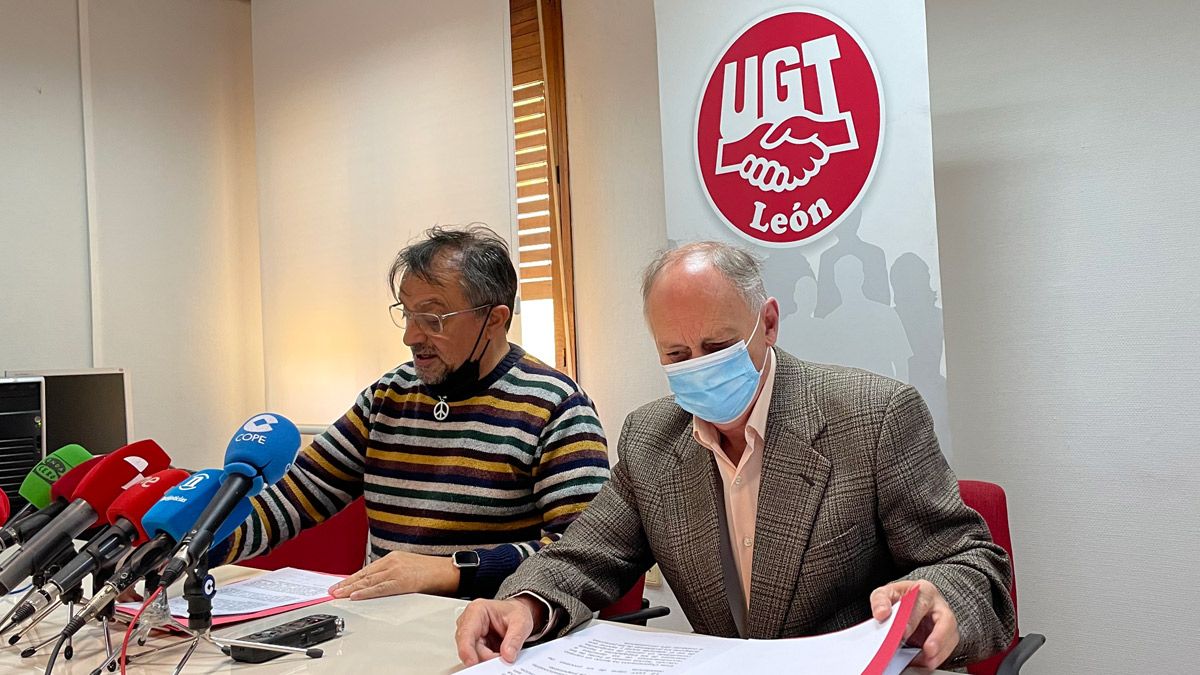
[715,113,857,193]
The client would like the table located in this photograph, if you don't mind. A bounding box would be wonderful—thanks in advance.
[0,567,952,674]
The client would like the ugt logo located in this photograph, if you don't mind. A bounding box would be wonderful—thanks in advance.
[695,8,882,246]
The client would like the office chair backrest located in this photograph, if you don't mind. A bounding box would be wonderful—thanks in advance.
[242,497,369,576]
[958,479,1019,675]
[598,575,647,619]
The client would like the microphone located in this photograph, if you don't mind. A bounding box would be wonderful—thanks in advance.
[0,440,171,593]
[0,445,96,547]
[61,468,255,638]
[15,444,94,517]
[4,470,190,625]
[0,456,104,553]
[158,413,298,587]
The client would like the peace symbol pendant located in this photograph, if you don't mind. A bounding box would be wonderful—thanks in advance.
[433,399,450,421]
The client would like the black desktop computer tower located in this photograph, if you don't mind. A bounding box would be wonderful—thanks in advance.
[0,378,45,513]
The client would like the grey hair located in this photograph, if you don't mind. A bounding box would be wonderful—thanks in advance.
[641,241,768,312]
[388,224,518,328]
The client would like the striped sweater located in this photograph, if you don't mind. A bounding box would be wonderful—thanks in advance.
[214,345,610,597]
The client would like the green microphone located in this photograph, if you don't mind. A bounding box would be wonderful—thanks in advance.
[7,444,94,525]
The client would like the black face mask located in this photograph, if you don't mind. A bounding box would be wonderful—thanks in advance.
[426,306,492,400]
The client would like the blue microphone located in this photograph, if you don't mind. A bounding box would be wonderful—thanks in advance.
[158,414,300,587]
[141,469,256,544]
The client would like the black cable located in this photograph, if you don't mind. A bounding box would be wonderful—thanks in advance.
[43,634,67,675]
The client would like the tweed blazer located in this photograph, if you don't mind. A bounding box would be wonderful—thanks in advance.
[498,350,1015,665]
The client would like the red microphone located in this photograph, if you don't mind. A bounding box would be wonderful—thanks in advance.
[50,456,105,502]
[6,469,191,623]
[0,440,171,593]
[106,469,191,545]
[0,488,9,527]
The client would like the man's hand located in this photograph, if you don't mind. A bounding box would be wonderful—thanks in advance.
[328,550,460,600]
[455,596,544,666]
[870,579,960,669]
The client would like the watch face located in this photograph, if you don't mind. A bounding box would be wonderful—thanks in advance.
[453,550,480,568]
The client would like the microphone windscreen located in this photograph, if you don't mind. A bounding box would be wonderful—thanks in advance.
[141,468,253,544]
[0,488,9,526]
[105,469,190,545]
[19,444,95,509]
[49,456,105,503]
[71,440,172,526]
[222,413,300,493]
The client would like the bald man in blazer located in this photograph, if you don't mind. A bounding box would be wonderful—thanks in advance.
[456,243,1014,671]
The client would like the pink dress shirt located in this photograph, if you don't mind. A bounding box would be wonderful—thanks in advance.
[691,348,777,609]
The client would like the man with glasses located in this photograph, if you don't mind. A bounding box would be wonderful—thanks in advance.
[212,226,610,601]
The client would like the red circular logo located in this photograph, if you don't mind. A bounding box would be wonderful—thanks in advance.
[695,9,883,247]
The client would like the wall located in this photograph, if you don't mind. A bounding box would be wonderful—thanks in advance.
[928,1,1200,672]
[85,0,263,469]
[562,0,681,629]
[0,0,92,370]
[1,0,262,469]
[250,0,516,425]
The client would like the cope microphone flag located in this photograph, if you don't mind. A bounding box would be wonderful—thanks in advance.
[158,413,300,587]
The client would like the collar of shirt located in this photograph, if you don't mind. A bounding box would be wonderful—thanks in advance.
[692,347,778,470]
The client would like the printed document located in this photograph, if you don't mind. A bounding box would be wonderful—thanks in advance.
[462,588,919,675]
[117,567,341,617]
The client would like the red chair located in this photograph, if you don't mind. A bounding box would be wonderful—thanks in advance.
[598,575,670,625]
[241,498,369,576]
[958,480,1045,675]
[241,497,669,625]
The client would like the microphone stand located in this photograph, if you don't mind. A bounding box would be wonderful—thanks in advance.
[162,555,323,674]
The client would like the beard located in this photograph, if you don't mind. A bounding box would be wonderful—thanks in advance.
[412,348,450,385]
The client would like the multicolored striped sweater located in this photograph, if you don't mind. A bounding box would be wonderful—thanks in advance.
[213,345,610,597]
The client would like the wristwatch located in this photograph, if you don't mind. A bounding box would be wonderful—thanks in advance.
[452,550,480,596]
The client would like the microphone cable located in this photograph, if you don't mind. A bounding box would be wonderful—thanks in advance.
[119,585,163,675]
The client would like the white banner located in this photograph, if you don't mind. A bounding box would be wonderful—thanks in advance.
[654,1,950,451]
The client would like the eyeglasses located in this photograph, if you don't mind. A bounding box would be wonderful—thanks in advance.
[389,303,492,334]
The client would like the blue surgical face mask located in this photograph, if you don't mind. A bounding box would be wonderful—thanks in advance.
[663,316,763,424]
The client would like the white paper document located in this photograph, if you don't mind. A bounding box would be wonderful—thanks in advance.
[463,590,920,675]
[117,567,341,617]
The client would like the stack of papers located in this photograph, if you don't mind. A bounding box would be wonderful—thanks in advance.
[116,567,344,626]
[464,587,920,675]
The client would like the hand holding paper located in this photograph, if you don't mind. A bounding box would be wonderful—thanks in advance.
[870,579,960,669]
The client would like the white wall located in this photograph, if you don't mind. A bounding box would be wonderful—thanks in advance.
[85,0,263,469]
[928,1,1200,672]
[564,0,670,444]
[250,0,516,425]
[562,0,682,630]
[1,0,262,469]
[0,0,92,370]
